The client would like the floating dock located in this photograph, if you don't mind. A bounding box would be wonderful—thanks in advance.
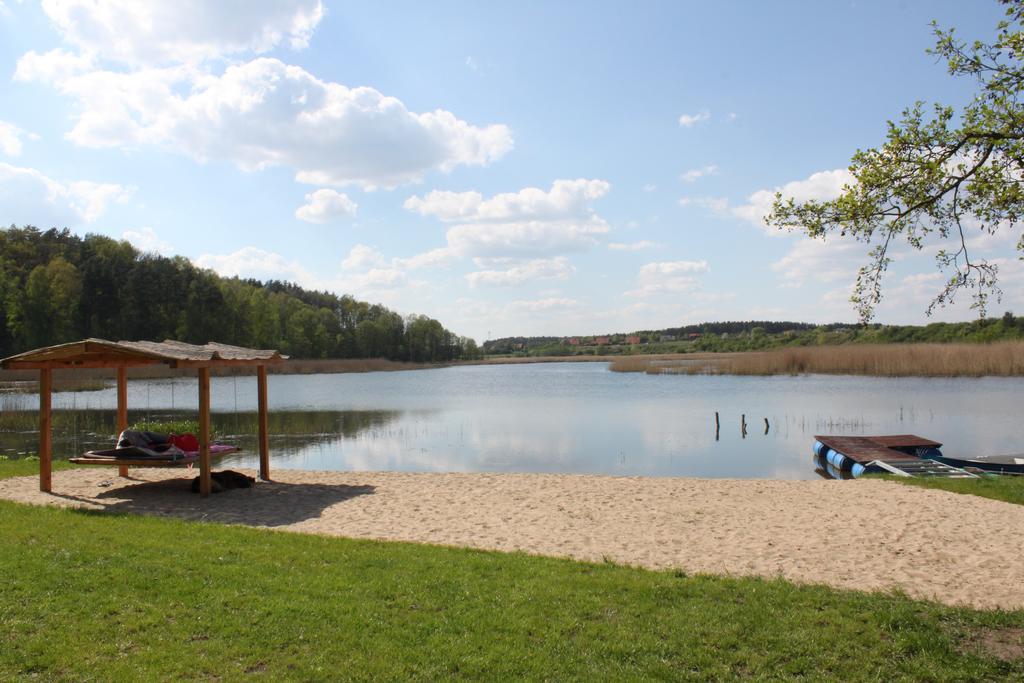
[813,434,978,479]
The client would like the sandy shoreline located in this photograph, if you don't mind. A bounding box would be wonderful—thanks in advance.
[2,468,1023,610]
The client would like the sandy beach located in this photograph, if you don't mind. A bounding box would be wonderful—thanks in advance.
[2,467,1022,610]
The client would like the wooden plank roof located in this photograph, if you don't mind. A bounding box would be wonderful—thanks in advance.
[0,338,287,369]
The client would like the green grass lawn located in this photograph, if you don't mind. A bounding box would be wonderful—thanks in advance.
[875,473,1024,506]
[1,460,1022,680]
[0,456,76,480]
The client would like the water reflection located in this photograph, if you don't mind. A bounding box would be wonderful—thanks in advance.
[812,454,857,480]
[0,409,406,462]
[1,362,1022,479]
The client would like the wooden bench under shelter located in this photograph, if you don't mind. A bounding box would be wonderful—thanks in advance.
[0,339,287,496]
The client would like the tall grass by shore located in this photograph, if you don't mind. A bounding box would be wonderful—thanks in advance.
[609,342,1024,377]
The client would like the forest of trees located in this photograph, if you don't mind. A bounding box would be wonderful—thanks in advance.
[0,226,481,361]
[484,315,1024,356]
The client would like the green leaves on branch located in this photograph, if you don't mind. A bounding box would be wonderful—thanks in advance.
[767,0,1024,322]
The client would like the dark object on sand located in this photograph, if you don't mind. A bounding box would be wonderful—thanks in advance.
[191,470,255,494]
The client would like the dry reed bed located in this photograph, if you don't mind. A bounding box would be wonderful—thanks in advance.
[609,342,1024,377]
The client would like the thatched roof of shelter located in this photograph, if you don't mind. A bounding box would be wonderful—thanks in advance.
[0,338,287,369]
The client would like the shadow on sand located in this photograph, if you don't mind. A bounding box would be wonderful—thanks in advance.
[55,476,376,528]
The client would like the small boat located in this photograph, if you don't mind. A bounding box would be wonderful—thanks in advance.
[812,435,979,478]
[920,452,1024,475]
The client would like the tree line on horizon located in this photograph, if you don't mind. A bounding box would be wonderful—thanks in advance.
[0,226,481,361]
[484,315,1024,356]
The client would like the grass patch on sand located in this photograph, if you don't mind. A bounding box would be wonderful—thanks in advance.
[876,473,1024,506]
[1,463,1023,679]
[0,456,76,480]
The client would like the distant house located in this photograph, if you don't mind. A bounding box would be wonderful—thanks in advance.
[568,337,580,346]
[513,342,526,350]
[687,332,701,339]
[625,335,641,345]
[595,336,610,345]
[660,334,677,342]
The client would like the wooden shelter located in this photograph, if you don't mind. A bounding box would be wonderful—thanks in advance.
[0,339,287,496]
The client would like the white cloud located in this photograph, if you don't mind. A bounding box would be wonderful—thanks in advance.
[678,196,729,213]
[896,272,945,299]
[36,0,325,66]
[0,121,27,156]
[0,162,131,226]
[340,244,458,276]
[26,58,514,190]
[680,165,718,182]
[465,257,574,288]
[506,297,582,313]
[733,168,853,231]
[771,237,864,288]
[406,179,610,222]
[195,246,313,283]
[122,227,173,255]
[196,245,418,297]
[406,179,611,259]
[465,56,480,72]
[674,168,855,239]
[341,244,386,270]
[392,246,459,270]
[67,180,134,221]
[346,268,409,290]
[642,183,657,193]
[678,110,710,127]
[404,189,484,221]
[13,48,96,83]
[445,219,608,259]
[608,240,659,251]
[295,188,357,223]
[625,260,710,297]
[20,4,513,191]
[640,260,709,276]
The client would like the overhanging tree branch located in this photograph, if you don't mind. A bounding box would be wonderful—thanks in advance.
[767,0,1024,322]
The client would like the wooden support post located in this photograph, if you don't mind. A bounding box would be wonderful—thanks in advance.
[763,417,770,435]
[257,365,270,481]
[714,411,720,442]
[741,414,747,439]
[117,365,129,478]
[39,367,52,493]
[198,367,211,497]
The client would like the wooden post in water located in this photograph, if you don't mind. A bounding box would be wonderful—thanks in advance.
[763,417,770,435]
[198,367,212,497]
[39,367,52,493]
[714,411,720,441]
[117,365,129,478]
[741,414,747,438]
[257,364,270,481]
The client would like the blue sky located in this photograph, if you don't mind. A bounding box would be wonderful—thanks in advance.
[1,0,1020,341]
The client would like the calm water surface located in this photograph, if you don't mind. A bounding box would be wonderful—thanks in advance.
[3,362,1022,479]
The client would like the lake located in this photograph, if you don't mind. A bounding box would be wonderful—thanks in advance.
[2,362,1022,479]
